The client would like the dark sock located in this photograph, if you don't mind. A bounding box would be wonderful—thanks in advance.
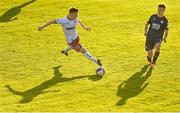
[152,51,160,64]
[147,56,151,63]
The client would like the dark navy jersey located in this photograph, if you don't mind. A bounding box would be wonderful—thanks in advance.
[147,14,168,39]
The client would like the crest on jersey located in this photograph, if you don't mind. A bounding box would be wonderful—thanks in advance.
[153,17,155,20]
[161,20,164,24]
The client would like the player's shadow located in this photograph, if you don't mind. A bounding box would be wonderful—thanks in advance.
[5,65,102,104]
[116,64,153,106]
[0,0,36,22]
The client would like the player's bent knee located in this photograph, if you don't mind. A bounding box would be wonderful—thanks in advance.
[147,50,153,53]
[79,46,86,54]
[156,50,160,53]
[155,47,160,52]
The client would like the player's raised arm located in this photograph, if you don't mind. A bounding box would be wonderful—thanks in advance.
[78,20,91,32]
[38,20,56,31]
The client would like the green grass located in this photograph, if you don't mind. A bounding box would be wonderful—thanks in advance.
[0,0,180,111]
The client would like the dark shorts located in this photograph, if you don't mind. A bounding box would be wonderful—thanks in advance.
[68,36,82,52]
[145,37,162,51]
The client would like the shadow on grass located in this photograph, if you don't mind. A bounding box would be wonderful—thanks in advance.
[5,65,102,103]
[0,0,36,22]
[116,64,153,106]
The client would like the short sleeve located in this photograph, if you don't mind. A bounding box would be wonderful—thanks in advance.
[55,18,65,25]
[147,15,153,24]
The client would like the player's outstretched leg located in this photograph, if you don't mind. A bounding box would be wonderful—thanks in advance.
[61,46,72,56]
[151,42,161,68]
[79,46,102,66]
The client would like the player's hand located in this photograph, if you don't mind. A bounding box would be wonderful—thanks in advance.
[38,26,44,31]
[163,39,167,43]
[144,32,147,37]
[85,27,91,32]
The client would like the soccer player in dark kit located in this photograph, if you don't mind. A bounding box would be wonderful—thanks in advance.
[144,4,169,68]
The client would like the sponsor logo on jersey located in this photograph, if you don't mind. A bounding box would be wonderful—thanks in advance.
[161,20,164,24]
[66,27,75,30]
[152,23,160,30]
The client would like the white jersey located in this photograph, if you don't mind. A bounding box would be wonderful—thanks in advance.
[56,16,79,43]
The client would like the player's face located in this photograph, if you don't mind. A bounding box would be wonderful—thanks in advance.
[158,7,165,15]
[69,12,78,20]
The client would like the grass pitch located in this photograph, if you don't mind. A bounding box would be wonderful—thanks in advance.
[0,0,180,111]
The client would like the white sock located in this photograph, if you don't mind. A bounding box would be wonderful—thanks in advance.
[84,51,97,63]
[64,46,72,53]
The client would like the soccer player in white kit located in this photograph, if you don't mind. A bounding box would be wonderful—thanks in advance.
[38,7,102,66]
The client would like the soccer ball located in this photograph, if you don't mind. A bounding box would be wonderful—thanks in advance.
[96,66,105,76]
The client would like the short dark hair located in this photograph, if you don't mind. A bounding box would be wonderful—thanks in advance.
[69,7,78,13]
[158,4,166,9]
